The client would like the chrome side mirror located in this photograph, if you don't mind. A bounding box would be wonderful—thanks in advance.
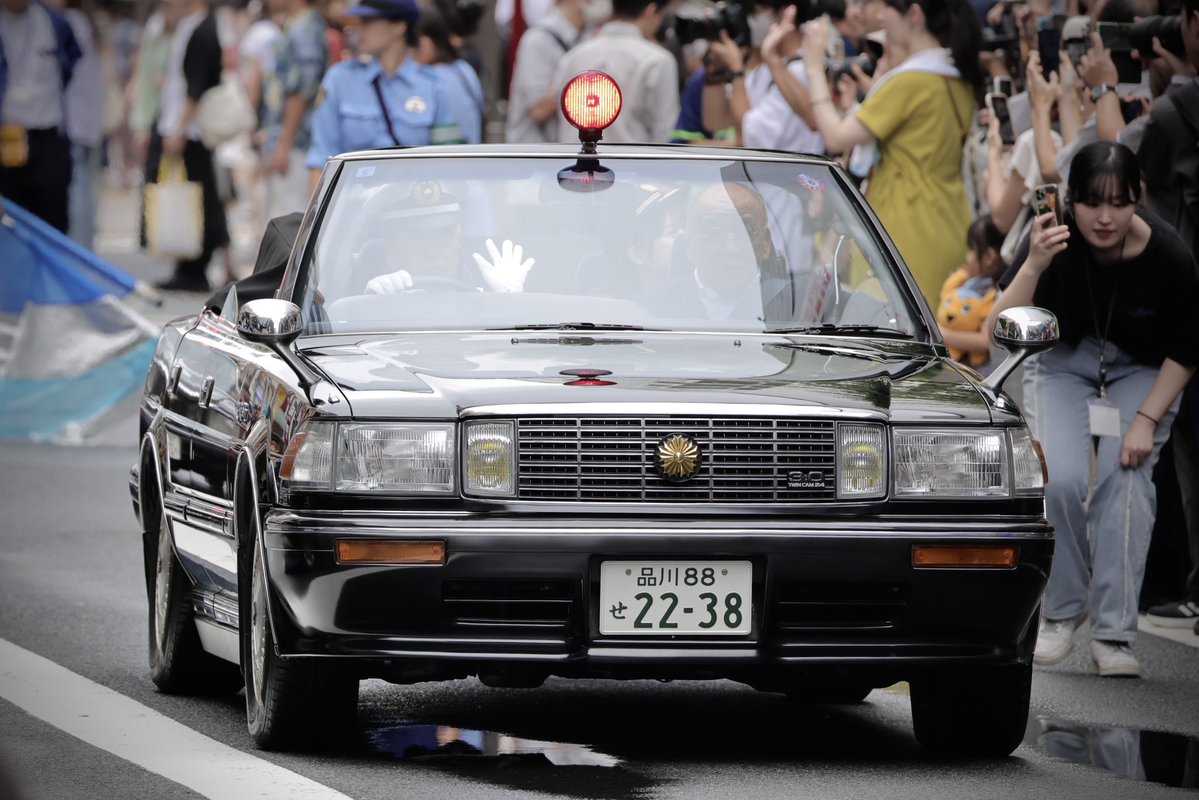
[237,298,323,388]
[237,299,303,344]
[983,307,1059,393]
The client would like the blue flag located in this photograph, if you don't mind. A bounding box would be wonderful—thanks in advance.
[0,199,157,442]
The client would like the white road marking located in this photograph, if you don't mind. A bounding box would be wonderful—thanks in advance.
[0,637,353,800]
[1139,614,1199,649]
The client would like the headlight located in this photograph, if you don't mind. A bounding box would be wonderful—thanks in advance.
[337,423,455,493]
[463,420,515,496]
[1010,426,1046,495]
[280,421,456,493]
[838,423,886,499]
[279,421,335,489]
[894,429,1008,497]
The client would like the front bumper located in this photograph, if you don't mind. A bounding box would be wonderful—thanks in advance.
[263,511,1052,685]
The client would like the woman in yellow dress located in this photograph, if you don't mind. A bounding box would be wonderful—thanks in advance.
[791,0,983,309]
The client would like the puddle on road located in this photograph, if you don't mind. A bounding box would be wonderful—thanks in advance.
[1028,716,1199,789]
[368,724,622,767]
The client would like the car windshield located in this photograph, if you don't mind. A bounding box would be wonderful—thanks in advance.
[298,156,922,337]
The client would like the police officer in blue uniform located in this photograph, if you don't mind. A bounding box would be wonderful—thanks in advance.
[306,0,462,185]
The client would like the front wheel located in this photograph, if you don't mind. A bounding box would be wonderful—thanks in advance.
[910,663,1032,758]
[241,519,358,750]
[147,503,241,695]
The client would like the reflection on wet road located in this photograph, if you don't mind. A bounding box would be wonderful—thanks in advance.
[354,680,924,800]
[368,724,621,766]
[1029,716,1199,789]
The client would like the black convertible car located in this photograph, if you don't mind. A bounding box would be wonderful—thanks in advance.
[130,72,1057,756]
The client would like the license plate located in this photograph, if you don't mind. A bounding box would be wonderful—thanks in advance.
[599,561,752,635]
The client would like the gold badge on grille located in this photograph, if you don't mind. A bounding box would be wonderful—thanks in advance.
[655,434,701,482]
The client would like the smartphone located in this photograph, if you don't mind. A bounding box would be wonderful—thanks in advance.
[1062,15,1092,73]
[1120,97,1145,122]
[988,77,1014,97]
[986,92,1016,146]
[1033,184,1061,226]
[1037,20,1062,78]
[1096,21,1143,83]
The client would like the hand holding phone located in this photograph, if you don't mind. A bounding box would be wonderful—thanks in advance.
[1037,19,1062,79]
[986,92,1016,146]
[1033,184,1061,226]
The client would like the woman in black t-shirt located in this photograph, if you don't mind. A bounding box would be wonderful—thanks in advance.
[988,141,1199,679]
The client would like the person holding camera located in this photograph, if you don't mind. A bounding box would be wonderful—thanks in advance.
[987,140,1199,676]
[701,1,830,153]
[798,0,984,307]
[551,0,679,142]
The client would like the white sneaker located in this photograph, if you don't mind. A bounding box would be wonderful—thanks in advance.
[1090,640,1141,678]
[1034,615,1084,665]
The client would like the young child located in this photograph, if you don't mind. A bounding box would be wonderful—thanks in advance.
[936,215,1005,371]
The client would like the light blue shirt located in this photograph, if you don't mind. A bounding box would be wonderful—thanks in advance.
[425,60,483,145]
[306,56,453,169]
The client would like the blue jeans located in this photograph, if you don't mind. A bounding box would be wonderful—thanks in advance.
[1022,336,1178,643]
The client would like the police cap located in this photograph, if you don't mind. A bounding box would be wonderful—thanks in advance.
[344,0,420,25]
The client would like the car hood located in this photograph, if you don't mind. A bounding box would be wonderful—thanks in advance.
[303,332,995,423]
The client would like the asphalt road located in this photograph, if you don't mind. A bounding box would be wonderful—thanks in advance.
[1,440,1197,800]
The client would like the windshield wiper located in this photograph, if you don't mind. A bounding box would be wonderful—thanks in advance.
[767,324,913,338]
[489,322,655,332]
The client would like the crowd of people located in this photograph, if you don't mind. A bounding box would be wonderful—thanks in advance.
[2,0,1198,675]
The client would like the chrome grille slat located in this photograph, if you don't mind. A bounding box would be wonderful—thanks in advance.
[517,417,836,502]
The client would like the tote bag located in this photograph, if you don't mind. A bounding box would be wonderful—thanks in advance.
[145,156,204,260]
[197,71,257,150]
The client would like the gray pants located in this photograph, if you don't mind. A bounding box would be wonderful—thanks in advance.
[1022,337,1178,643]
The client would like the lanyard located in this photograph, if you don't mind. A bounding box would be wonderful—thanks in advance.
[1082,236,1124,396]
[371,74,402,147]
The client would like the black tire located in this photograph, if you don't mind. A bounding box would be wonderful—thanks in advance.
[241,515,359,751]
[786,683,873,705]
[910,663,1032,758]
[146,500,242,695]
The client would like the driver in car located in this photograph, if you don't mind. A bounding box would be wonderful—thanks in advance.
[361,180,534,294]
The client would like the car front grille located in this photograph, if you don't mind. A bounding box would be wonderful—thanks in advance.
[516,417,837,502]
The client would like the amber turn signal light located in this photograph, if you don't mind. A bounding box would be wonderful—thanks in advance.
[335,540,446,565]
[912,545,1017,569]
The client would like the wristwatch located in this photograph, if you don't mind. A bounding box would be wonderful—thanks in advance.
[1090,84,1118,103]
[726,70,745,83]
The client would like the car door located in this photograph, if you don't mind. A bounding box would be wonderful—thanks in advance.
[161,329,210,495]
[184,309,247,592]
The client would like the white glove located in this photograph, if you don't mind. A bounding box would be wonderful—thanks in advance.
[472,238,534,293]
[365,269,414,294]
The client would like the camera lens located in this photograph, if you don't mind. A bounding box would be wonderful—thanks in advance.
[672,1,750,47]
[1128,15,1185,60]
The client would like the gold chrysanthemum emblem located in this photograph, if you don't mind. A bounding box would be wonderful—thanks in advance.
[656,434,701,481]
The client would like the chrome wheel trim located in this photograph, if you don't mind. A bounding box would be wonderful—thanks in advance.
[250,538,267,709]
[153,510,172,654]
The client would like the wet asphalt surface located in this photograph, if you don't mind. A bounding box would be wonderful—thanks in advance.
[1,441,1197,800]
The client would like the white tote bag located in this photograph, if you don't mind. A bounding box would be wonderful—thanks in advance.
[145,156,204,260]
[197,71,257,150]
